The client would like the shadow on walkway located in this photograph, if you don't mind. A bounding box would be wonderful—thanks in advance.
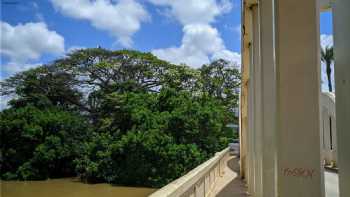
[215,156,248,197]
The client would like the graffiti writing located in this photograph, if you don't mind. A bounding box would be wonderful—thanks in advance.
[282,168,315,179]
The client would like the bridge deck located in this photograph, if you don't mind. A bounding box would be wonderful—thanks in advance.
[211,155,248,197]
[211,155,339,197]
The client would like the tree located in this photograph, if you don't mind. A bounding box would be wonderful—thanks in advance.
[74,88,230,187]
[321,46,334,92]
[0,106,91,180]
[0,48,240,187]
[200,59,241,120]
[0,65,83,111]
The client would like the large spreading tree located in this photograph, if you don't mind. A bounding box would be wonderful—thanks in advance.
[0,48,240,187]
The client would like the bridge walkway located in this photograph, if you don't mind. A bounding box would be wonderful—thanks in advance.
[210,155,247,197]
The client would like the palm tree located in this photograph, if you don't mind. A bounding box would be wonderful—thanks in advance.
[321,46,334,92]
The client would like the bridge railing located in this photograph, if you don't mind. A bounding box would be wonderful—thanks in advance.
[149,148,229,197]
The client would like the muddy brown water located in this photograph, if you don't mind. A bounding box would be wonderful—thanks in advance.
[1,178,156,197]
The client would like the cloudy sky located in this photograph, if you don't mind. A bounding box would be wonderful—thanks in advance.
[1,0,333,89]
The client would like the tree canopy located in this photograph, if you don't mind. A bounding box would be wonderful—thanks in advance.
[0,48,240,187]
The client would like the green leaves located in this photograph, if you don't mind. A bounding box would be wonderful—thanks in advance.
[0,106,91,180]
[74,129,204,187]
[0,48,240,187]
[72,88,232,187]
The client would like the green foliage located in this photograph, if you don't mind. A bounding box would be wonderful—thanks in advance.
[0,106,91,180]
[0,48,240,187]
[200,59,240,119]
[75,130,204,187]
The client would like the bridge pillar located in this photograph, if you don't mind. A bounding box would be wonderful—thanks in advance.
[274,0,324,196]
[259,0,277,196]
[251,4,263,197]
[242,1,255,195]
[333,0,350,196]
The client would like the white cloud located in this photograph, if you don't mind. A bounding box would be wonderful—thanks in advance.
[219,0,234,13]
[0,95,12,111]
[212,49,241,65]
[181,25,224,54]
[320,34,333,48]
[0,62,42,80]
[150,0,240,68]
[67,46,86,53]
[1,21,63,80]
[152,24,218,67]
[51,0,149,47]
[1,21,64,63]
[153,46,210,68]
[153,24,240,67]
[149,0,232,25]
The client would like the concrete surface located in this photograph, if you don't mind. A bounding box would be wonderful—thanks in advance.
[211,155,248,197]
[149,148,229,197]
[211,156,339,197]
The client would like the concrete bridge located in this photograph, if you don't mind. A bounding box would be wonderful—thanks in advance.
[152,0,350,195]
[149,148,247,197]
[149,147,339,197]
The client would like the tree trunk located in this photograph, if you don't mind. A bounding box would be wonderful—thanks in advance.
[326,62,332,92]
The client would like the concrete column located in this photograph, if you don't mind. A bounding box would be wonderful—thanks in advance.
[239,0,249,181]
[275,0,324,196]
[248,34,256,195]
[242,1,255,195]
[259,0,277,196]
[333,0,350,196]
[252,4,263,197]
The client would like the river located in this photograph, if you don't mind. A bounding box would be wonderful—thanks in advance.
[1,178,156,197]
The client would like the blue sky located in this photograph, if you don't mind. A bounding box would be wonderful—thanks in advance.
[1,0,333,88]
[1,0,241,79]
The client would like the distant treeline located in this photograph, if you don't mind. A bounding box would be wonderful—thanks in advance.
[0,48,240,187]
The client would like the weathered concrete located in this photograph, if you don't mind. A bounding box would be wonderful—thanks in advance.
[211,155,248,197]
[149,148,229,197]
[259,0,277,196]
[333,0,350,196]
[149,150,248,197]
[274,0,324,196]
[241,0,325,196]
